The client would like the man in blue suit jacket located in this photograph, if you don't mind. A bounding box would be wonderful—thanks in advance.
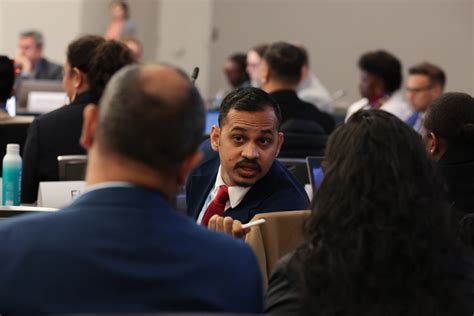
[186,87,309,232]
[0,64,263,313]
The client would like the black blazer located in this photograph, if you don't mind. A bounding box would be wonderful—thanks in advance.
[270,89,335,134]
[438,145,474,215]
[21,91,99,203]
[186,140,310,223]
[34,58,63,80]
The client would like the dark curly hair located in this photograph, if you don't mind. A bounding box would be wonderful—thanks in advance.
[359,50,402,93]
[424,92,474,147]
[289,110,468,315]
[87,40,134,98]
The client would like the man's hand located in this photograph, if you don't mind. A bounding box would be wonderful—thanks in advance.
[14,54,32,75]
[208,215,251,238]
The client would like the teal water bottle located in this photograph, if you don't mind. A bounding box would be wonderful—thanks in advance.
[2,144,22,206]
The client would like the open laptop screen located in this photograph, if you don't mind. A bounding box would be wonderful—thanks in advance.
[306,156,325,192]
[204,111,219,135]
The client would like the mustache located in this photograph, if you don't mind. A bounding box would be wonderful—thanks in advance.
[234,159,262,172]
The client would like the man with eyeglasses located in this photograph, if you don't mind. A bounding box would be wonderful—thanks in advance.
[405,62,445,133]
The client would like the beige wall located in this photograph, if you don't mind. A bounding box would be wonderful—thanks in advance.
[0,0,473,103]
[156,0,213,98]
[210,0,474,105]
[0,0,83,64]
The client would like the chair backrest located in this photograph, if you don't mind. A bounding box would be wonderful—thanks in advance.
[245,210,311,288]
[57,155,88,181]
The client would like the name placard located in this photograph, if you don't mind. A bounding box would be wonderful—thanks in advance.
[37,181,86,208]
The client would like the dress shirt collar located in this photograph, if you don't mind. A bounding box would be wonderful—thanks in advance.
[214,165,251,209]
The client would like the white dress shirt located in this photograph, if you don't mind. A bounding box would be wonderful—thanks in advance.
[196,166,251,224]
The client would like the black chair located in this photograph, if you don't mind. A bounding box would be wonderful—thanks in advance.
[279,119,328,158]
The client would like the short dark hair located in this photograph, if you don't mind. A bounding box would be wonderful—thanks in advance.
[228,53,247,73]
[409,62,446,89]
[96,64,205,175]
[218,87,282,129]
[0,56,14,103]
[87,40,135,97]
[263,42,305,85]
[67,35,105,76]
[359,50,402,93]
[424,92,474,146]
[20,30,44,48]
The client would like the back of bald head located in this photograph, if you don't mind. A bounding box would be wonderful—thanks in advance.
[96,64,205,175]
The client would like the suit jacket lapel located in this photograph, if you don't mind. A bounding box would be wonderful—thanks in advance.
[225,162,278,223]
[187,157,219,220]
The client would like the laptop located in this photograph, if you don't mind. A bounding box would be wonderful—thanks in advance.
[16,79,66,114]
[306,156,325,192]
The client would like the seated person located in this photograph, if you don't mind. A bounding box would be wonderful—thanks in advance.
[0,56,15,119]
[266,110,473,315]
[405,62,445,134]
[0,64,263,313]
[186,87,309,227]
[423,92,474,216]
[14,30,62,81]
[345,50,412,122]
[224,53,250,89]
[260,41,335,134]
[21,36,134,203]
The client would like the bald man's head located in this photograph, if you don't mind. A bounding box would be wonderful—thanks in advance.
[96,64,205,175]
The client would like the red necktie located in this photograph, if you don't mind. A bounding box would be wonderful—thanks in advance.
[201,185,229,227]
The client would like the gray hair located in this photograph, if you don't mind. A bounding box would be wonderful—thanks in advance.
[97,64,205,175]
[20,30,44,48]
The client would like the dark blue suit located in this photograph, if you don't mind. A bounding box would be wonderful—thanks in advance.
[0,186,263,313]
[186,141,310,223]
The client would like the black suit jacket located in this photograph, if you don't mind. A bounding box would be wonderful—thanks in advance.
[21,91,99,203]
[186,140,310,223]
[270,89,335,134]
[438,145,474,217]
[34,57,63,80]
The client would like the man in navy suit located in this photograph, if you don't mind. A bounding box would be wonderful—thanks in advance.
[0,64,263,313]
[186,87,309,236]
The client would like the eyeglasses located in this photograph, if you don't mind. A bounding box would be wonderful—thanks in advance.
[406,85,433,93]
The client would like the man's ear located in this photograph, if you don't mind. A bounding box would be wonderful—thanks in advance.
[426,131,440,159]
[300,64,309,84]
[275,132,284,157]
[210,125,220,152]
[177,150,203,185]
[80,104,99,150]
[260,60,270,85]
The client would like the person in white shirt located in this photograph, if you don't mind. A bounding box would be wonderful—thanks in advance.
[296,45,335,114]
[345,50,412,122]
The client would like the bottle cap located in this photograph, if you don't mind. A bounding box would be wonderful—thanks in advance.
[6,144,19,153]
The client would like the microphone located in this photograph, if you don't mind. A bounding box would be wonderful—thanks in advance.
[191,67,199,85]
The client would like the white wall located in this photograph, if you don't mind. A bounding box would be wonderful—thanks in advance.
[156,0,213,98]
[210,0,474,105]
[0,0,473,104]
[0,0,83,64]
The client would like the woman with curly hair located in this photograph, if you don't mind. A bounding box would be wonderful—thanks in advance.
[266,110,473,315]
